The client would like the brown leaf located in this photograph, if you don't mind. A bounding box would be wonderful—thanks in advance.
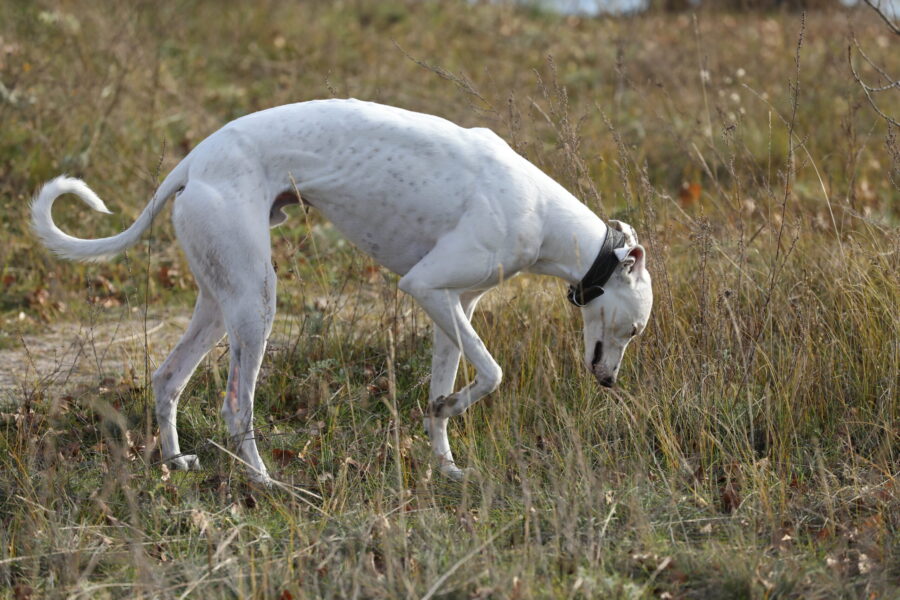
[720,481,741,513]
[157,265,182,289]
[679,181,702,207]
[362,265,381,283]
[149,543,169,563]
[372,376,390,394]
[190,509,210,534]
[773,527,794,551]
[510,576,523,600]
[59,440,81,460]
[92,296,121,308]
[13,583,32,600]
[272,448,297,467]
[89,274,117,294]
[26,287,49,308]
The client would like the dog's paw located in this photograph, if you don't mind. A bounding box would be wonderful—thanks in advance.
[428,394,464,419]
[168,454,201,471]
[439,461,475,482]
[249,471,272,488]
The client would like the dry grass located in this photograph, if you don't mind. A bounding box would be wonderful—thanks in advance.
[0,1,898,598]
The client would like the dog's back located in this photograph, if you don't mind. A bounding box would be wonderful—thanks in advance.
[189,99,551,274]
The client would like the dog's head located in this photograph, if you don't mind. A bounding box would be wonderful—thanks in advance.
[579,220,652,388]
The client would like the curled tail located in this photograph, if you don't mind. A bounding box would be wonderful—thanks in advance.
[31,160,189,262]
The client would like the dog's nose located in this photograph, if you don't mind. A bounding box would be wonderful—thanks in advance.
[597,374,616,388]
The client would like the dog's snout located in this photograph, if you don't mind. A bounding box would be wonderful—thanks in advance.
[589,341,616,387]
[591,341,602,367]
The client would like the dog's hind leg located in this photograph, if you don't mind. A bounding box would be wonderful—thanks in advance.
[153,289,225,471]
[173,180,276,484]
[424,290,484,479]
[217,270,276,485]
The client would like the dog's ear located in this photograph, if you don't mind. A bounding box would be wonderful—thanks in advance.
[615,244,646,276]
[608,220,638,246]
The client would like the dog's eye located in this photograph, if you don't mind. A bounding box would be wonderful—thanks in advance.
[630,325,638,338]
[591,341,602,367]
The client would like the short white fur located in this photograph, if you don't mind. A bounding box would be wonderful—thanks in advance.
[31,99,652,483]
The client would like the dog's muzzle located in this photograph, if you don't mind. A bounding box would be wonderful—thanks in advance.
[589,341,616,388]
[595,372,616,388]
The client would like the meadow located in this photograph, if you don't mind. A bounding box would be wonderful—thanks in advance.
[0,1,898,597]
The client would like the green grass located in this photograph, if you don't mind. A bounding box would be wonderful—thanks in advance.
[1,1,898,597]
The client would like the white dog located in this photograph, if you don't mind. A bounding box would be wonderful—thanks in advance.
[32,99,652,484]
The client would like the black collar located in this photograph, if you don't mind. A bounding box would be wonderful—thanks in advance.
[566,226,627,307]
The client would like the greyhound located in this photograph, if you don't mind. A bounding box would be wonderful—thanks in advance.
[32,99,652,484]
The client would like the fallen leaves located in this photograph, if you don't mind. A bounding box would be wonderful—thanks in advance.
[720,480,742,514]
[87,274,123,308]
[156,264,185,290]
[679,181,702,207]
[272,447,298,467]
[826,549,875,578]
[190,508,211,534]
[23,286,66,318]
[13,583,32,600]
[25,287,50,308]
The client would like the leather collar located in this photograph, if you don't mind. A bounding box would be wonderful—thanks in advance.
[566,226,627,307]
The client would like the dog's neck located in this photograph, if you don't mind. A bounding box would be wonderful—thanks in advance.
[528,201,607,285]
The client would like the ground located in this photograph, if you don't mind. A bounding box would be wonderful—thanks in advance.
[0,1,898,598]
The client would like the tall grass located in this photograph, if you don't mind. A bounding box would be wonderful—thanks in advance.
[0,1,897,597]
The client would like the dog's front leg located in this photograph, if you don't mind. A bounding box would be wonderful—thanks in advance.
[399,283,502,411]
[424,291,484,479]
[400,250,501,478]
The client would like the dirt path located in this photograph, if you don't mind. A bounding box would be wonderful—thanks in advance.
[0,310,319,405]
[0,310,196,405]
[0,291,415,406]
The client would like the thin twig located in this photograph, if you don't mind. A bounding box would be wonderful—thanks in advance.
[205,438,325,510]
[848,42,900,127]
[392,41,494,113]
